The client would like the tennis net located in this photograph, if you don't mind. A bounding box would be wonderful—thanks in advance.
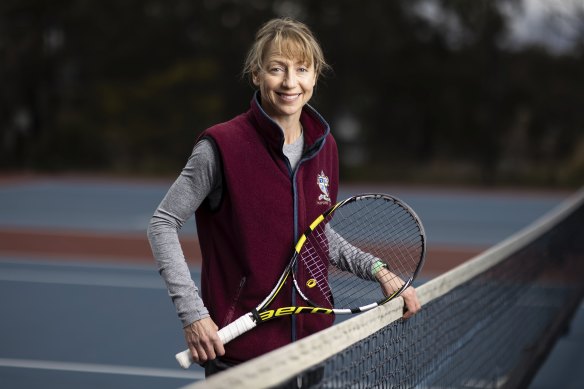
[184,189,584,389]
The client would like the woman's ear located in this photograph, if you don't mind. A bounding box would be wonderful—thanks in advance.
[252,72,260,87]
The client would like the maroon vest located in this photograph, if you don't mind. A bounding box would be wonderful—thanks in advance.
[195,93,339,363]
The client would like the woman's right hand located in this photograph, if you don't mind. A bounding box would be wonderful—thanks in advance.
[183,317,225,364]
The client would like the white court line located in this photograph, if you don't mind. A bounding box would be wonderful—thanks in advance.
[0,256,158,271]
[0,269,166,289]
[0,358,203,380]
[0,257,199,289]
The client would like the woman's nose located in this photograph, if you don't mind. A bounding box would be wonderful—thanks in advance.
[283,71,297,88]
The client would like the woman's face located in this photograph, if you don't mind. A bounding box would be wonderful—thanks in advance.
[253,43,317,125]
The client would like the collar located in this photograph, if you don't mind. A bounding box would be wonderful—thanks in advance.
[249,91,330,157]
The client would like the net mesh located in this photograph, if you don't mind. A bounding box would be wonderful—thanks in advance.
[184,189,584,389]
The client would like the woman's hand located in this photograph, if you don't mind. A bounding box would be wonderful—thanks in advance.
[398,285,421,319]
[376,268,422,319]
[183,317,225,364]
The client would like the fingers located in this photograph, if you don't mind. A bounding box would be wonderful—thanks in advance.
[184,317,226,364]
[212,332,226,358]
[187,334,215,364]
[401,286,421,320]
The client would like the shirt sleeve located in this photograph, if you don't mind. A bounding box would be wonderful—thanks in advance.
[147,138,221,327]
[326,224,378,281]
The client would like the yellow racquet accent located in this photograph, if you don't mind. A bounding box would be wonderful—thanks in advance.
[295,235,306,253]
[309,215,325,230]
[306,279,317,288]
[382,289,402,304]
[296,214,327,252]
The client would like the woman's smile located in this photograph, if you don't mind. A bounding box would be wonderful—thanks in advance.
[276,92,302,102]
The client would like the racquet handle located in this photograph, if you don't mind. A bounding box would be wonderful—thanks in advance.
[175,313,256,369]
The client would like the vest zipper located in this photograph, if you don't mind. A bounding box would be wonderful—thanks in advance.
[289,153,308,343]
[286,124,329,343]
[222,276,247,327]
[291,164,298,343]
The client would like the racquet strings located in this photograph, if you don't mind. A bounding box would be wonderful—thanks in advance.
[295,196,424,310]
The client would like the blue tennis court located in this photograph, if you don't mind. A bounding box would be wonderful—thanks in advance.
[0,257,205,388]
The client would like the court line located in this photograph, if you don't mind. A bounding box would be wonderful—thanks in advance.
[0,257,198,289]
[0,358,203,380]
[0,268,166,289]
[0,256,158,271]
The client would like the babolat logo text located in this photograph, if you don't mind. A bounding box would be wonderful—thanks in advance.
[259,306,333,321]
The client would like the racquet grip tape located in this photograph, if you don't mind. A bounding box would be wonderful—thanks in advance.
[175,313,257,369]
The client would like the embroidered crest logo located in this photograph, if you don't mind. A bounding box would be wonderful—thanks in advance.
[317,171,331,204]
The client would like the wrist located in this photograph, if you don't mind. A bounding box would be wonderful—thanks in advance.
[371,260,387,276]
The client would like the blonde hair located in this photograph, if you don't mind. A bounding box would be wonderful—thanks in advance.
[243,17,330,83]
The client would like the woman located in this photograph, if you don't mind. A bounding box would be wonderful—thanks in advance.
[147,17,421,376]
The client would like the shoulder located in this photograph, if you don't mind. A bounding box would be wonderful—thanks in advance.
[191,138,217,160]
[322,133,338,156]
[203,112,253,140]
[199,111,261,157]
[325,133,338,147]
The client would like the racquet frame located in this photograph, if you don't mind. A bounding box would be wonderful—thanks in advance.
[176,193,426,369]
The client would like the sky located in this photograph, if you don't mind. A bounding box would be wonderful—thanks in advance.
[503,0,583,53]
[412,0,583,54]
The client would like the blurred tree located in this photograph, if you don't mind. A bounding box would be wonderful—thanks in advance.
[0,0,61,168]
[0,0,582,186]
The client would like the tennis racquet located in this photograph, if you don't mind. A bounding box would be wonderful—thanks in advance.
[176,193,426,369]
